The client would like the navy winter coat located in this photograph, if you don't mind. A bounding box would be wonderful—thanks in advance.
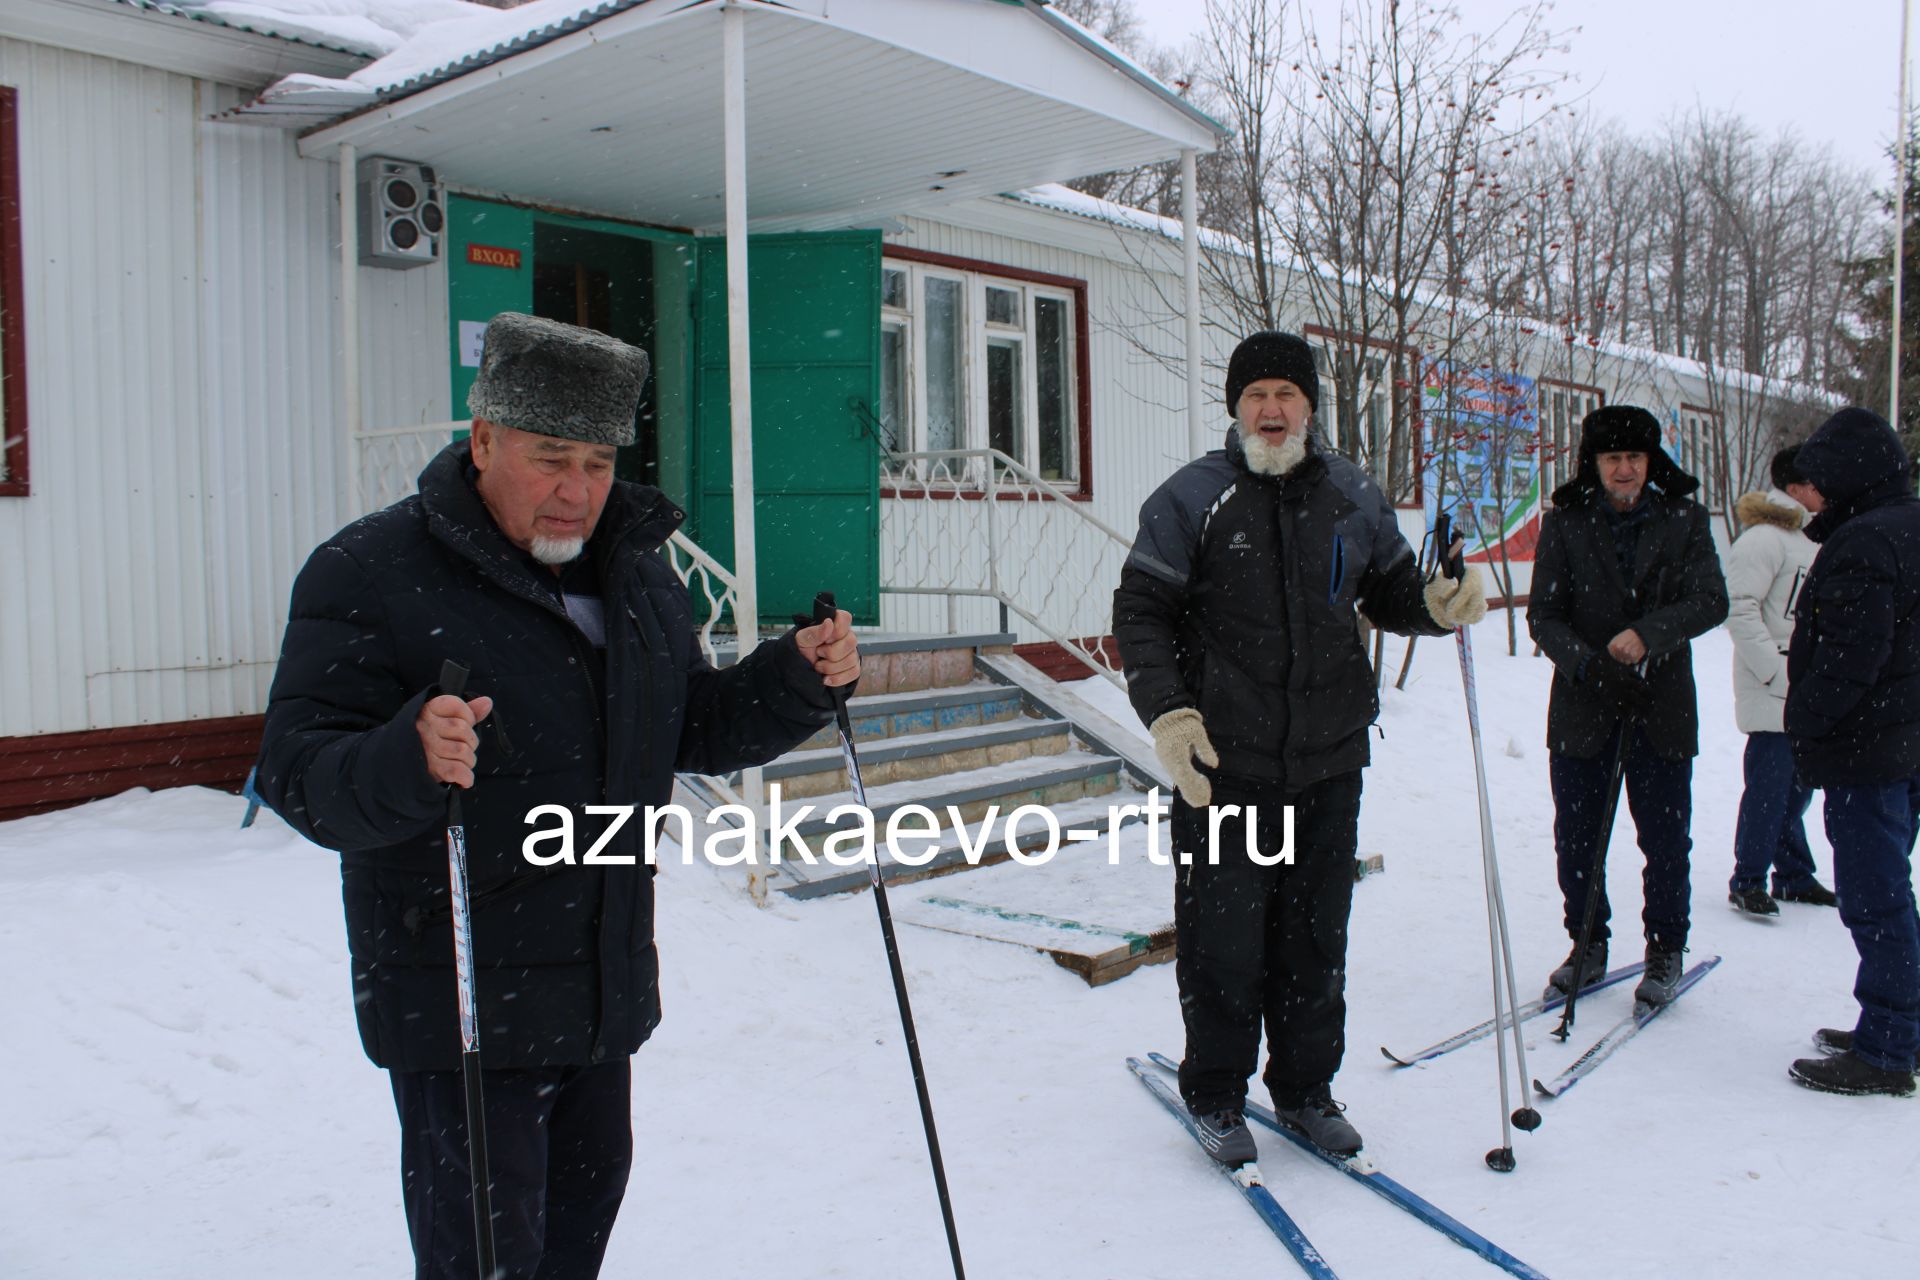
[1786,409,1920,787]
[1527,466,1728,762]
[255,442,836,1071]
[1113,430,1446,789]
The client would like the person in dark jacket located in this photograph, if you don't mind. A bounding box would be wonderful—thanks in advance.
[1113,330,1485,1163]
[1783,407,1920,1097]
[254,313,858,1277]
[1527,405,1728,1009]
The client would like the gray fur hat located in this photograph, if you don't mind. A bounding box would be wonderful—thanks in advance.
[467,312,648,447]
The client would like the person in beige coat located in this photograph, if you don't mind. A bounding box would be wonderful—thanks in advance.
[1726,445,1835,915]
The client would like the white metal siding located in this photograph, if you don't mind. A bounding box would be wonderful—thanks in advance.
[0,40,448,738]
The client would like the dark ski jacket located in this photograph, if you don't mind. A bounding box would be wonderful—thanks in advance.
[1112,429,1447,790]
[1786,408,1920,787]
[254,442,837,1072]
[1527,463,1728,762]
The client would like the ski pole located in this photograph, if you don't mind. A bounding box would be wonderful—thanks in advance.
[1431,515,1541,1174]
[438,660,498,1280]
[1552,681,1640,1043]
[803,593,966,1280]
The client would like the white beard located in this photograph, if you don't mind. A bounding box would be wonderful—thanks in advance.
[1241,429,1307,477]
[530,535,586,565]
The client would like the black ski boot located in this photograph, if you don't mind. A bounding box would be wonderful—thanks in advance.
[1546,939,1608,999]
[1633,946,1685,1009]
[1789,1051,1917,1097]
[1728,887,1779,918]
[1776,880,1839,907]
[1273,1090,1363,1157]
[1813,1028,1853,1057]
[1191,1107,1257,1166]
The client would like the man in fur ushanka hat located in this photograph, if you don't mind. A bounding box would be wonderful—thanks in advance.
[254,313,861,1277]
[1527,404,1728,1013]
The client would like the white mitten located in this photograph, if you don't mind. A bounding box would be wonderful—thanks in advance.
[1150,708,1218,807]
[1424,566,1488,628]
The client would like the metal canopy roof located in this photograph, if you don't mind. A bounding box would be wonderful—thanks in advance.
[295,0,1226,234]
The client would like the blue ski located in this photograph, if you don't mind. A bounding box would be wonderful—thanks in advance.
[1380,962,1646,1067]
[1533,956,1722,1099]
[1146,1053,1550,1280]
[1125,1057,1340,1279]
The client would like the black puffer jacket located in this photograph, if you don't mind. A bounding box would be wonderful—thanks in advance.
[1527,462,1727,762]
[1113,430,1445,789]
[255,442,836,1072]
[1786,408,1920,787]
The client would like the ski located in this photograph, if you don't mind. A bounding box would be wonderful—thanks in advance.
[1533,956,1722,1099]
[1380,962,1646,1067]
[1125,1057,1340,1279]
[1146,1053,1550,1280]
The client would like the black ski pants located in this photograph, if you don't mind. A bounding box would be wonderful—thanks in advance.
[390,1058,633,1280]
[1550,723,1692,951]
[1172,770,1364,1115]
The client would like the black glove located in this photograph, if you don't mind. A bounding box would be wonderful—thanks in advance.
[1583,658,1655,720]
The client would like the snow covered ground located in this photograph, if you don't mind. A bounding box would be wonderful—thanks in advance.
[3,619,1916,1278]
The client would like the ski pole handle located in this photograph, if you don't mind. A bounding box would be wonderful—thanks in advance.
[437,660,471,822]
[1434,511,1466,581]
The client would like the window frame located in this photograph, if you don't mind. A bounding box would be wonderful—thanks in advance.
[1535,377,1605,505]
[1679,402,1724,511]
[879,247,1092,501]
[0,86,27,498]
[1302,326,1424,509]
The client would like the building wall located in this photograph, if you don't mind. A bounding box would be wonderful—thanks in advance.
[0,37,447,740]
[877,203,1235,644]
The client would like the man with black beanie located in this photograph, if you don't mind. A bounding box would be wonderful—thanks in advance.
[1527,405,1728,1010]
[1114,330,1486,1164]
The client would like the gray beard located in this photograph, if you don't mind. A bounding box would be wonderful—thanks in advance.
[1241,429,1307,477]
[530,535,586,565]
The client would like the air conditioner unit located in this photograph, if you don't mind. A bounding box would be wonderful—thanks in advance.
[358,157,443,269]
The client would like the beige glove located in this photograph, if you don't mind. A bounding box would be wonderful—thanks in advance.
[1150,708,1217,808]
[1424,566,1488,628]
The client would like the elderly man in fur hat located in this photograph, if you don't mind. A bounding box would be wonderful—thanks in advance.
[1725,445,1834,918]
[254,313,858,1278]
[1113,330,1486,1167]
[1528,405,1728,1011]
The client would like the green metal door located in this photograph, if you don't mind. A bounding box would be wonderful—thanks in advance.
[693,231,882,626]
[446,196,535,417]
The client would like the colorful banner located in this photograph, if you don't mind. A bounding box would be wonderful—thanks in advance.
[1420,363,1542,564]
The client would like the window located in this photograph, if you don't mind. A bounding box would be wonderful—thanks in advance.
[1680,405,1723,510]
[1306,330,1417,503]
[1536,381,1604,502]
[0,87,25,498]
[880,251,1087,492]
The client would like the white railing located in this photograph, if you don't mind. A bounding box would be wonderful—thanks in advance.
[880,449,1132,685]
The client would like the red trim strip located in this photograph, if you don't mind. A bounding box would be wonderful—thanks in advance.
[0,716,263,821]
[0,86,28,498]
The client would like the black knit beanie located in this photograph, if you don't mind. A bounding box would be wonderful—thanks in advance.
[1225,331,1319,415]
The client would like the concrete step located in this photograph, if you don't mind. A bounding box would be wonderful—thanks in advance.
[761,717,1071,799]
[776,786,1156,899]
[712,631,1016,694]
[794,680,1027,751]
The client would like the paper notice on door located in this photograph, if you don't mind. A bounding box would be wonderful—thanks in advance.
[459,320,488,368]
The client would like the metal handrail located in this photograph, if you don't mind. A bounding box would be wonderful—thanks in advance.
[880,447,1132,685]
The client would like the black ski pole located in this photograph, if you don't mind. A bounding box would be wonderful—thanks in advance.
[1552,702,1636,1043]
[801,592,966,1280]
[438,660,498,1280]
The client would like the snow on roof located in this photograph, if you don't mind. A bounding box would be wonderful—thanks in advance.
[1007,185,1834,409]
[107,0,419,57]
[225,0,645,115]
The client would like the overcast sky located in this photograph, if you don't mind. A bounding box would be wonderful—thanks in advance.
[1127,0,1907,182]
